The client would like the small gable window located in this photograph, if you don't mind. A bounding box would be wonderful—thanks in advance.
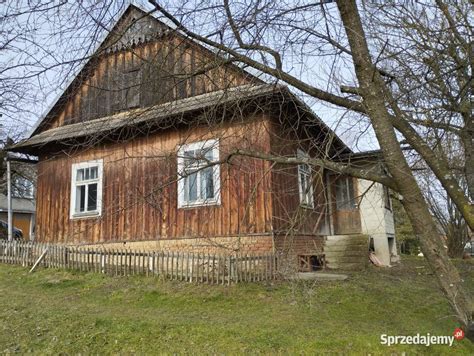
[70,160,103,218]
[177,140,220,208]
[297,149,314,208]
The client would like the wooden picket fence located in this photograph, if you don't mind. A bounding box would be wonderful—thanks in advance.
[0,240,278,284]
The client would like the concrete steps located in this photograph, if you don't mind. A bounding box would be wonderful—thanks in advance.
[324,234,369,271]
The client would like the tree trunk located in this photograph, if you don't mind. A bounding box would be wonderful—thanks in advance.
[461,116,474,202]
[337,0,473,339]
[446,198,470,258]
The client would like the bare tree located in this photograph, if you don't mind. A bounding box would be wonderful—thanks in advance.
[419,139,471,258]
[0,1,129,137]
[145,0,473,336]
[1,0,472,338]
[364,1,473,201]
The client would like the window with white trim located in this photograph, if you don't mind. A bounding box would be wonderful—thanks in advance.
[70,160,103,218]
[297,150,314,208]
[177,139,220,208]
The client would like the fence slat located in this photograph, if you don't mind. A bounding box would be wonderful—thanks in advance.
[0,242,277,284]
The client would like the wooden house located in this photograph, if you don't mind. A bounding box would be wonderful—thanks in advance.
[9,5,398,270]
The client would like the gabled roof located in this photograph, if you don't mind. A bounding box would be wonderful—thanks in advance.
[17,4,352,157]
[27,4,142,137]
[9,84,351,155]
[27,4,262,138]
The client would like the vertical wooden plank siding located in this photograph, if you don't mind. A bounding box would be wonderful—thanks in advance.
[40,31,256,132]
[35,118,273,245]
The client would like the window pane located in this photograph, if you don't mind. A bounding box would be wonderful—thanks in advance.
[87,183,98,211]
[183,150,195,158]
[183,150,196,168]
[12,177,34,198]
[76,169,84,181]
[336,177,356,210]
[203,148,214,161]
[300,172,307,193]
[76,185,85,212]
[85,168,90,180]
[300,164,310,174]
[301,174,309,204]
[90,167,98,180]
[185,172,198,202]
[347,178,356,209]
[335,178,349,210]
[201,167,214,199]
[25,180,34,198]
[300,171,312,206]
[298,163,313,207]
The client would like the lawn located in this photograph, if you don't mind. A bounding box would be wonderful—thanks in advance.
[0,256,472,354]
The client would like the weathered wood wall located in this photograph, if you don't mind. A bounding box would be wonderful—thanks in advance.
[35,117,273,244]
[31,6,361,250]
[267,116,331,238]
[37,8,256,133]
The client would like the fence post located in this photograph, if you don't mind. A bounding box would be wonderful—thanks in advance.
[100,251,104,274]
[229,256,235,284]
[226,255,230,285]
[64,247,69,269]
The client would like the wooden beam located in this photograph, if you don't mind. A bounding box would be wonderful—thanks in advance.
[29,248,49,273]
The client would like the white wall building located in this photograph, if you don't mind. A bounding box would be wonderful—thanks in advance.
[358,179,399,266]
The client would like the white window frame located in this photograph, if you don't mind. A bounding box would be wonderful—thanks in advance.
[297,149,314,208]
[177,139,220,208]
[70,159,103,219]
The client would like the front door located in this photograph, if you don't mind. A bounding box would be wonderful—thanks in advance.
[330,175,361,234]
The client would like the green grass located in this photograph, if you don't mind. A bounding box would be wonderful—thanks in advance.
[0,256,472,354]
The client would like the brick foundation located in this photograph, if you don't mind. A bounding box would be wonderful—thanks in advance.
[79,235,274,255]
[273,234,326,272]
[274,234,325,256]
